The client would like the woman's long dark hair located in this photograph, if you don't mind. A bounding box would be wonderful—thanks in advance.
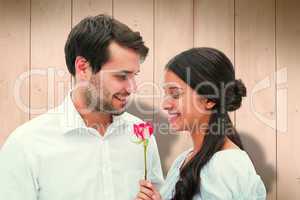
[166,47,246,200]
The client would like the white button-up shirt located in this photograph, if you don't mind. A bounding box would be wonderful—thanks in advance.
[0,92,164,200]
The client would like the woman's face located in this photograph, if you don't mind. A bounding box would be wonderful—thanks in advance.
[162,70,214,133]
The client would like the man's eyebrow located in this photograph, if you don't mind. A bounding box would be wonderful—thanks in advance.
[114,70,140,74]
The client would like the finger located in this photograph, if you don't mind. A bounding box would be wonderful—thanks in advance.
[136,192,153,200]
[139,180,153,188]
[139,185,154,198]
[151,193,162,200]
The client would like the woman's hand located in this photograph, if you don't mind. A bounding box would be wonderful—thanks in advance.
[135,180,162,200]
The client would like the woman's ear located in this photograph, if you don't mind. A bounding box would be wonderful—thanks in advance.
[205,99,216,110]
[198,96,216,110]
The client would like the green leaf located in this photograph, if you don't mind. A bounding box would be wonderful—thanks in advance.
[132,140,144,145]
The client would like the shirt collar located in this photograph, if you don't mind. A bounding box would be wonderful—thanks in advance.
[56,90,127,134]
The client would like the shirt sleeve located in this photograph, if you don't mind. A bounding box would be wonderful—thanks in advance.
[0,134,38,200]
[197,151,267,200]
[148,135,165,190]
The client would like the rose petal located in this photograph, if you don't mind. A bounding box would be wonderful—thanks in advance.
[133,122,154,140]
[133,124,139,137]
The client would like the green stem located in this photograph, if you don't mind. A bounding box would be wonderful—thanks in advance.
[144,141,147,180]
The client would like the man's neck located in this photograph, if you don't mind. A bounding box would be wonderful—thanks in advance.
[71,89,112,136]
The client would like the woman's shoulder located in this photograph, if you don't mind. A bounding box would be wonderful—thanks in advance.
[200,149,267,199]
[208,149,255,172]
[202,149,259,184]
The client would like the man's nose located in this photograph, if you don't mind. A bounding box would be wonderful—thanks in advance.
[126,78,137,94]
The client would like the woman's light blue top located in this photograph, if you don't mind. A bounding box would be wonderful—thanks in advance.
[160,149,266,200]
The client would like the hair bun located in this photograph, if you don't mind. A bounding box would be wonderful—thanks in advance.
[235,79,246,97]
[225,79,247,112]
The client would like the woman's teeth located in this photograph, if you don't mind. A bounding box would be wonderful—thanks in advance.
[168,113,181,123]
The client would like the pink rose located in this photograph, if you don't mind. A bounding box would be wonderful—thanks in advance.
[132,122,154,180]
[133,122,153,140]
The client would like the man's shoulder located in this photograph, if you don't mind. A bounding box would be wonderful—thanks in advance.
[8,110,62,143]
[121,112,145,124]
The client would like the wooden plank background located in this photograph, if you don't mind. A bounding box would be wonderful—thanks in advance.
[0,0,299,199]
[235,0,277,199]
[0,0,30,145]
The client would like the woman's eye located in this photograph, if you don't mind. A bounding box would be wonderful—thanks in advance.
[171,94,180,99]
[164,90,183,100]
[164,92,181,99]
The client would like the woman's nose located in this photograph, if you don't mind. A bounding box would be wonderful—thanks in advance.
[162,96,173,111]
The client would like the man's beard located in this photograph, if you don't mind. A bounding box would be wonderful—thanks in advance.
[84,87,126,116]
[96,97,126,116]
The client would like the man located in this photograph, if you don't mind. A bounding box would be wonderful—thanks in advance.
[0,14,164,200]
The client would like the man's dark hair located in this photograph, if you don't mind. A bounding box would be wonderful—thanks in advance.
[64,14,149,76]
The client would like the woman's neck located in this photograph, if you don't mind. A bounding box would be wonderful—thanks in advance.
[190,129,206,153]
[190,131,239,152]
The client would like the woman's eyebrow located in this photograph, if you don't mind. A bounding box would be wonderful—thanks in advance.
[163,85,184,91]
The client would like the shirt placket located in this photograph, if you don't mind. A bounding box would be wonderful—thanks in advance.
[101,128,115,200]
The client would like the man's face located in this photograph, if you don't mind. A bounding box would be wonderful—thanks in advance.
[80,42,140,115]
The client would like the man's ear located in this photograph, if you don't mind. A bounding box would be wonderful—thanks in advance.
[74,56,92,81]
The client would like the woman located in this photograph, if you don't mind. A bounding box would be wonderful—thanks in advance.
[136,47,266,200]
